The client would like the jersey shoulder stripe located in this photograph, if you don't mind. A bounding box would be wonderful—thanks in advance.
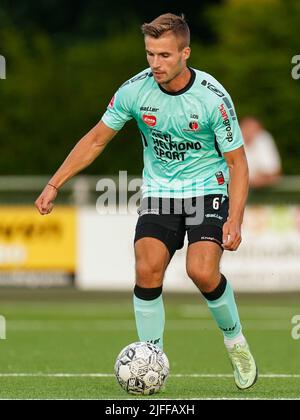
[102,68,154,131]
[195,71,229,101]
[119,67,154,91]
[194,70,237,121]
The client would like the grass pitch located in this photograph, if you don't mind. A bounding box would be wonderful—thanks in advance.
[0,289,299,400]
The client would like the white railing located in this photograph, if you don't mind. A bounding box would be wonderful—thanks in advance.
[0,175,299,205]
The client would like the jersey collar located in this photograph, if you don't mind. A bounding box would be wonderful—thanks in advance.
[157,68,196,96]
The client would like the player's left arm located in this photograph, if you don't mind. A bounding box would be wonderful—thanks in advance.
[222,146,249,251]
[210,91,248,251]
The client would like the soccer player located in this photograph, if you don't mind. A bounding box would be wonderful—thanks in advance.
[35,13,257,389]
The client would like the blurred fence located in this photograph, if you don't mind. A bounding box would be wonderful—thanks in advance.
[1,175,300,205]
[0,175,300,291]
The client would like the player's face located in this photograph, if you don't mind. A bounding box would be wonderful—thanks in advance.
[145,33,191,85]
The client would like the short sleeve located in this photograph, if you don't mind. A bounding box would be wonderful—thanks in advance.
[101,86,133,131]
[210,97,244,153]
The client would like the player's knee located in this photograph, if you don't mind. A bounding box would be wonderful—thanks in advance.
[187,265,219,293]
[136,260,164,288]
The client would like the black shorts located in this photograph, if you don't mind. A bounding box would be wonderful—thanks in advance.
[134,194,229,259]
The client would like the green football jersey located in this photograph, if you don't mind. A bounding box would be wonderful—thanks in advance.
[102,67,244,198]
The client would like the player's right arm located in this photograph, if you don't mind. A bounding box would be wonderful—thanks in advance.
[35,121,117,215]
[35,75,136,216]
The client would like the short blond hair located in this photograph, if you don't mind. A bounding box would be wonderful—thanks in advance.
[141,13,190,50]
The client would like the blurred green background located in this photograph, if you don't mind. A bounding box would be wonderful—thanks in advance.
[1,0,299,176]
[0,2,300,400]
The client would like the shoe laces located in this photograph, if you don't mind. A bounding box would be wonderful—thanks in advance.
[231,345,251,374]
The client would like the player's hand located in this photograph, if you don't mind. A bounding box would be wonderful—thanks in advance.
[222,218,242,251]
[35,184,58,215]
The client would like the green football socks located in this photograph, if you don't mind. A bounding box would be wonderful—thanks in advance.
[203,275,242,339]
[133,286,165,349]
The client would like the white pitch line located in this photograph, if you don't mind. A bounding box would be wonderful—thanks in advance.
[0,373,299,378]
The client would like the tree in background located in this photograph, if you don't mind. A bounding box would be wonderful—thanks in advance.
[195,0,300,176]
[0,0,299,175]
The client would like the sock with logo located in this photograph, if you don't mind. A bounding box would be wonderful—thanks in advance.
[202,274,242,339]
[133,285,165,349]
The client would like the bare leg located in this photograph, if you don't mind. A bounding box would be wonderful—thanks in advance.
[186,241,222,293]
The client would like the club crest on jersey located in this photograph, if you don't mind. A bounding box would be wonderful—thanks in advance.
[183,120,200,133]
[143,114,157,127]
[189,121,199,131]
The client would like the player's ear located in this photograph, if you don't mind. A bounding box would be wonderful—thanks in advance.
[183,47,191,60]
